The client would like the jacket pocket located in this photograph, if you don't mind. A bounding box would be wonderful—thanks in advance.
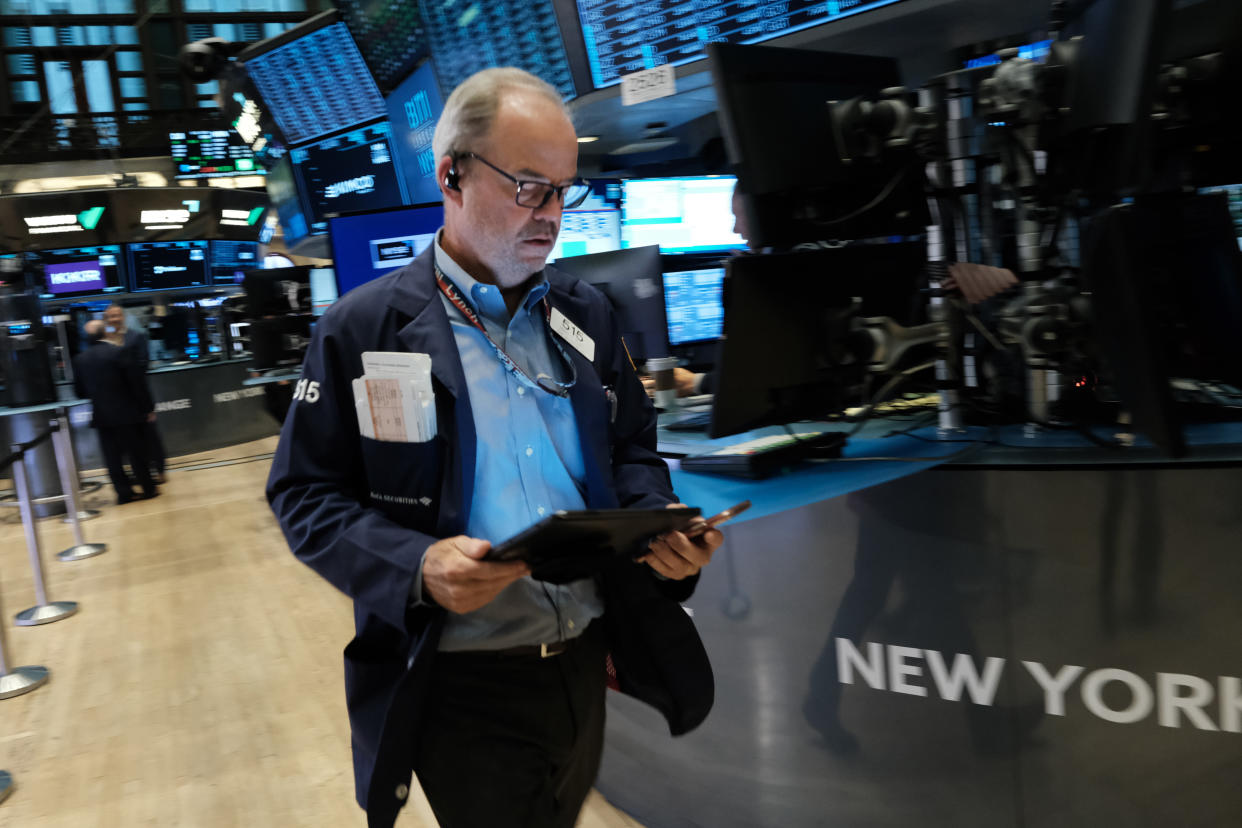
[359,434,444,525]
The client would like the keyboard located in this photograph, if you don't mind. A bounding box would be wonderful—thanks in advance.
[663,410,712,431]
[679,431,847,478]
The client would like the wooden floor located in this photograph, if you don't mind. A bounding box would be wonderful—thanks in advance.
[0,436,645,828]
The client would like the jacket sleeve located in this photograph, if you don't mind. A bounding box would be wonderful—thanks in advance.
[265,319,440,635]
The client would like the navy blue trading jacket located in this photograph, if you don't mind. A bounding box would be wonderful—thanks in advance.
[266,247,714,828]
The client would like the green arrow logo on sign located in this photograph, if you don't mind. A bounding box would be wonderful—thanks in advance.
[247,207,264,226]
[77,206,105,230]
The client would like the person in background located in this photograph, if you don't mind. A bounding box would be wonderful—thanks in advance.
[103,302,166,483]
[73,320,158,504]
[644,179,757,399]
[267,66,723,828]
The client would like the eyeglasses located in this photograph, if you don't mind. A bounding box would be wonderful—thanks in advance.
[457,152,592,209]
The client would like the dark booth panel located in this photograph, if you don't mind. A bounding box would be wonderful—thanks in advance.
[597,464,1242,827]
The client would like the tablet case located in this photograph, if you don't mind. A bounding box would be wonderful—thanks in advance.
[485,507,703,584]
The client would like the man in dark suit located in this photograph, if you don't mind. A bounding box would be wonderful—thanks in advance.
[73,320,158,504]
[104,302,166,483]
[268,67,723,828]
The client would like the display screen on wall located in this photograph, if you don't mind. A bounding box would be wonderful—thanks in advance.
[170,129,265,180]
[575,0,910,89]
[335,0,430,94]
[423,0,576,98]
[128,240,211,292]
[28,245,127,299]
[385,60,445,206]
[289,121,410,236]
[244,17,387,147]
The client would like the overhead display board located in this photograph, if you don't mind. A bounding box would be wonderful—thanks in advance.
[334,0,430,94]
[244,16,386,147]
[170,129,264,180]
[422,0,576,97]
[575,0,910,88]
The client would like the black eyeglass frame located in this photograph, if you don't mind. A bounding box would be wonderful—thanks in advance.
[455,151,592,209]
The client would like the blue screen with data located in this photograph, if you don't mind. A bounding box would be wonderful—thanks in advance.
[576,0,909,89]
[329,204,445,295]
[663,266,725,345]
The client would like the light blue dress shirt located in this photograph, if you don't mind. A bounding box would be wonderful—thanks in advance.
[430,232,604,651]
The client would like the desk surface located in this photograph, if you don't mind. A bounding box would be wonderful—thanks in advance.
[0,398,89,417]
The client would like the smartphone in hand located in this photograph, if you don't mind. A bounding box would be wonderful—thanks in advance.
[683,500,751,538]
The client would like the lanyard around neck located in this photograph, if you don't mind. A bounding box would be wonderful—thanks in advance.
[432,260,576,398]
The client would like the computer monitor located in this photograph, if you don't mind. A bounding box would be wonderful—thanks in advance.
[328,203,444,295]
[309,267,338,316]
[385,60,446,206]
[708,42,929,247]
[240,10,387,149]
[552,245,668,362]
[127,241,211,292]
[663,265,726,347]
[708,244,925,439]
[550,209,622,261]
[288,121,410,237]
[27,245,127,300]
[265,155,311,248]
[242,266,310,317]
[620,176,746,254]
[210,240,261,285]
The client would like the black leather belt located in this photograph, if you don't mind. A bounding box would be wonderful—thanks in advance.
[442,635,580,660]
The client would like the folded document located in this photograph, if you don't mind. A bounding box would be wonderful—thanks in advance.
[352,351,437,442]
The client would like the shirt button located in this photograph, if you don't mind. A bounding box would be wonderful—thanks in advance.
[525,446,534,457]
[537,506,546,516]
[517,386,526,396]
[478,286,488,293]
[395,784,409,800]
[567,619,576,630]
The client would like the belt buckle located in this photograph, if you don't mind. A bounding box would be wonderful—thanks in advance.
[540,641,566,658]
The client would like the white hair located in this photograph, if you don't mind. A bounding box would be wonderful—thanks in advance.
[431,67,572,163]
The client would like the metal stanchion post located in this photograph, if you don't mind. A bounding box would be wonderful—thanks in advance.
[60,408,101,524]
[0,769,13,803]
[49,418,106,562]
[0,567,50,699]
[11,450,78,626]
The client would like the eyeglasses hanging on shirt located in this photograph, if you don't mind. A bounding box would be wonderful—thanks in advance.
[434,260,578,398]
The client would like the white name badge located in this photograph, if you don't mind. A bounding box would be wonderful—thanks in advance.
[549,307,595,362]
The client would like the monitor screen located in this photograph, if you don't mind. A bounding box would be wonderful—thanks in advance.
[309,266,338,316]
[422,0,575,97]
[290,122,410,236]
[550,209,621,260]
[266,155,311,247]
[335,0,430,94]
[128,241,211,292]
[328,203,445,295]
[170,129,264,180]
[210,240,261,285]
[29,245,127,299]
[385,60,446,206]
[663,266,725,346]
[621,176,746,254]
[1198,182,1242,249]
[243,17,387,147]
[552,245,667,361]
[575,0,910,89]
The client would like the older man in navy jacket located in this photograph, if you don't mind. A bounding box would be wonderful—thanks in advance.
[267,67,723,828]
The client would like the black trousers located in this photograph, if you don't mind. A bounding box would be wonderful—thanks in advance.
[142,419,165,476]
[414,621,608,828]
[97,423,155,501]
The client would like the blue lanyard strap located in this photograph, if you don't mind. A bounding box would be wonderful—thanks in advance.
[433,262,577,398]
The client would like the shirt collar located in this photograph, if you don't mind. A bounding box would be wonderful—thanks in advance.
[434,229,549,323]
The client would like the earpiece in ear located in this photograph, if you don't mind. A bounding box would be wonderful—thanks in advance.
[444,165,460,191]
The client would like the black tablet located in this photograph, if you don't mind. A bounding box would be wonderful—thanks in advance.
[484,507,703,584]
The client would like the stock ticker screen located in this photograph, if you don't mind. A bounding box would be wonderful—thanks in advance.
[663,266,725,345]
[575,0,909,88]
[128,241,211,292]
[245,21,387,147]
[289,122,409,234]
[210,240,261,285]
[170,130,264,180]
[30,245,127,299]
[335,0,430,94]
[422,0,576,97]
